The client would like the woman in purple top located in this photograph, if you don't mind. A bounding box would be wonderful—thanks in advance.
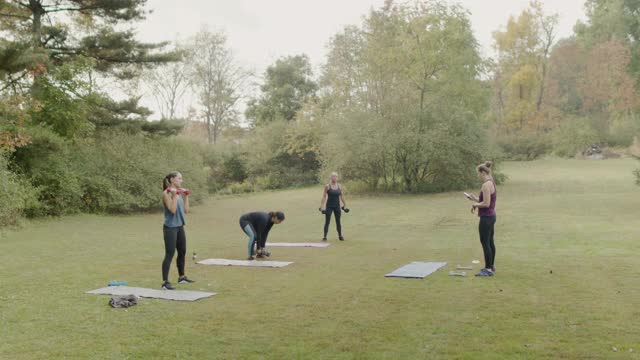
[467,161,497,277]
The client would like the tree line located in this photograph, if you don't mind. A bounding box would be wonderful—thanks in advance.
[1,0,640,226]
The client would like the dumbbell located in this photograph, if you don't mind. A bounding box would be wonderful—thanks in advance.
[341,206,350,213]
[166,188,191,196]
[318,208,326,214]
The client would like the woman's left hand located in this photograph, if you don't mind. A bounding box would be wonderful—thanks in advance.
[470,205,476,214]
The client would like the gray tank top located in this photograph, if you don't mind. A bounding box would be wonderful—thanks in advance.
[164,196,185,227]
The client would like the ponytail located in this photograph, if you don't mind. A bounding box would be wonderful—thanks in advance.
[477,161,493,175]
[163,171,181,190]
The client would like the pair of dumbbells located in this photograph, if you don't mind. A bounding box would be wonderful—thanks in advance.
[165,188,191,196]
[318,206,350,214]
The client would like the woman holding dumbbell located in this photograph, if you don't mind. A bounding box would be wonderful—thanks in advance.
[239,211,286,260]
[319,172,348,241]
[160,171,195,290]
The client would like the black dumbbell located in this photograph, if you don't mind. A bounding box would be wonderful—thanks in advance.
[318,208,326,214]
[341,206,350,213]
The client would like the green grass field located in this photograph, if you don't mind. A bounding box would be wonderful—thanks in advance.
[1,159,639,359]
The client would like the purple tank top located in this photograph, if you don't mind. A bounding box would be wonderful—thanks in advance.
[478,180,497,217]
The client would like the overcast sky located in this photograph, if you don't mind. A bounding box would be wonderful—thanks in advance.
[134,0,587,119]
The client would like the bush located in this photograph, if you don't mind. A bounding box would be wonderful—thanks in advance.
[221,152,248,183]
[497,133,551,161]
[552,118,600,158]
[607,114,640,147]
[320,106,497,193]
[226,181,255,194]
[243,120,321,190]
[69,131,209,213]
[0,155,38,226]
[10,129,211,216]
[10,127,84,216]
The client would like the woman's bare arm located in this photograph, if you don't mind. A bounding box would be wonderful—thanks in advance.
[163,191,178,214]
[473,183,492,209]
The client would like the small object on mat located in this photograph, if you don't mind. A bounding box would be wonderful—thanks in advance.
[197,258,292,268]
[109,295,138,308]
[108,280,128,286]
[456,265,473,270]
[385,262,447,279]
[449,271,466,277]
[472,260,480,264]
[87,286,215,301]
[268,242,330,248]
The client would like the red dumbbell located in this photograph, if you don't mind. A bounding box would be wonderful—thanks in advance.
[166,188,191,195]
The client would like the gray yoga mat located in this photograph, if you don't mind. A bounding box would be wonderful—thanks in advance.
[385,261,447,279]
[86,286,216,301]
[268,242,330,248]
[197,258,293,268]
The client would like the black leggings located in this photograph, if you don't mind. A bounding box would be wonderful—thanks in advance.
[162,226,186,282]
[478,216,496,269]
[324,207,342,237]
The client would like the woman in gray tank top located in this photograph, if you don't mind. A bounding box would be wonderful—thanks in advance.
[161,172,195,290]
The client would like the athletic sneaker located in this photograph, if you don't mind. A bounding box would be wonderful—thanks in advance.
[178,276,195,284]
[263,250,271,257]
[322,237,327,241]
[475,269,494,277]
[256,253,264,259]
[162,281,176,290]
[247,256,254,260]
[339,236,345,241]
[491,266,496,273]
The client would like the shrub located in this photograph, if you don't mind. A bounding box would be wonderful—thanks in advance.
[496,133,551,161]
[227,181,255,194]
[243,120,321,190]
[607,114,640,147]
[10,129,211,215]
[551,118,600,158]
[69,131,209,213]
[221,152,248,183]
[10,127,84,216]
[0,154,38,226]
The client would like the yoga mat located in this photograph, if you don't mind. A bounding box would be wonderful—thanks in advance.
[385,262,447,279]
[267,242,330,248]
[86,286,215,301]
[197,258,293,268]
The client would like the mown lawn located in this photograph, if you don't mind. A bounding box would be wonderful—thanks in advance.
[1,158,639,359]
